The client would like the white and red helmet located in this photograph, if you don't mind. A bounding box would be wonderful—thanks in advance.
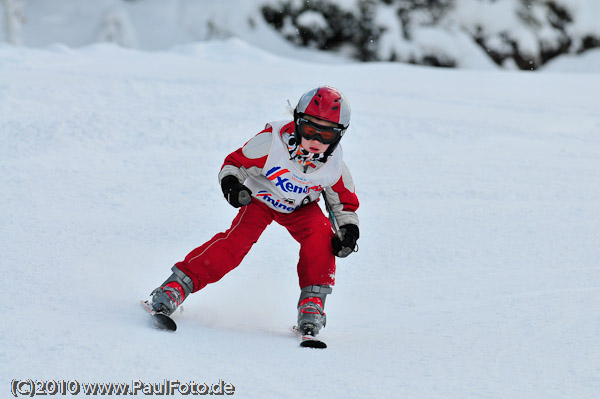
[293,86,351,155]
[294,86,351,129]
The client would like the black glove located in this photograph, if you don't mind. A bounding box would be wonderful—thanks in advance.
[332,224,359,258]
[221,175,252,208]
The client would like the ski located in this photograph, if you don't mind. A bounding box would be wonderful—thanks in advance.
[293,326,327,349]
[140,300,177,331]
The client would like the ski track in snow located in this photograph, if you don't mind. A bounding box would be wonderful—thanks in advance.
[1,40,600,398]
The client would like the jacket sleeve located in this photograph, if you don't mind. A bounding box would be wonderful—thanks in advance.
[324,161,359,227]
[218,125,273,184]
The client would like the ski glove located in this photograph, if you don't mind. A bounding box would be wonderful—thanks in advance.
[332,224,359,258]
[221,175,252,208]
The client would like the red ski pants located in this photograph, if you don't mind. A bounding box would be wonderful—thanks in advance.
[175,199,336,292]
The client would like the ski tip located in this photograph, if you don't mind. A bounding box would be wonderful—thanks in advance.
[300,339,327,349]
[154,313,177,332]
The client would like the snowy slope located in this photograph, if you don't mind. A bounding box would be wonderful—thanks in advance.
[2,39,600,398]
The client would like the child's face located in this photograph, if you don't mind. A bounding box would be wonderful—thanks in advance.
[299,115,335,154]
[301,137,330,154]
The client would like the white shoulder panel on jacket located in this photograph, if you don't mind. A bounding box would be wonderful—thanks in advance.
[242,131,272,159]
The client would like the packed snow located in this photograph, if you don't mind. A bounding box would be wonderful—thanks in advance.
[2,37,600,398]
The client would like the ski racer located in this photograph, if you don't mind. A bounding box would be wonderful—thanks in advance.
[148,86,360,336]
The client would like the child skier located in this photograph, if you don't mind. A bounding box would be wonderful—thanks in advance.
[148,86,359,336]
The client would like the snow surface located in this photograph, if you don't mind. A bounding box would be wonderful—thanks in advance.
[2,38,600,398]
[542,48,600,73]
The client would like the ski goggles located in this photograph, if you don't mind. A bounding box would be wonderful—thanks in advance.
[296,117,343,145]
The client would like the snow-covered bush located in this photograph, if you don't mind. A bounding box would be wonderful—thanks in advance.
[262,0,379,61]
[261,0,600,69]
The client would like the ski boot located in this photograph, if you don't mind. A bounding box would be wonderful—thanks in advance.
[150,266,194,316]
[297,285,332,336]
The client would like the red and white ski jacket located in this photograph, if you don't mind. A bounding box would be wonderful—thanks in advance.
[218,120,359,227]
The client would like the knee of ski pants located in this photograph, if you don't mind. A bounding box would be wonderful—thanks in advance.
[298,219,335,250]
[178,243,242,292]
[177,203,273,292]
